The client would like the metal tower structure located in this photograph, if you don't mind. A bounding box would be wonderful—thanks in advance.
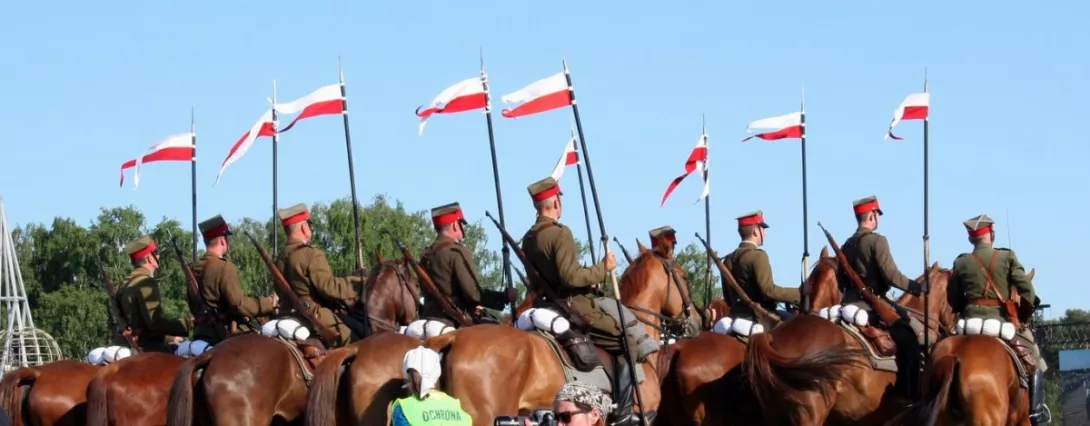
[0,197,61,372]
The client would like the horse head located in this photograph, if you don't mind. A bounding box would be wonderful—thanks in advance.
[618,246,696,341]
[803,246,842,312]
[897,261,956,336]
[365,258,420,331]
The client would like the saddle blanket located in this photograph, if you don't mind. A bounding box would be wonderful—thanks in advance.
[516,308,646,385]
[86,345,133,365]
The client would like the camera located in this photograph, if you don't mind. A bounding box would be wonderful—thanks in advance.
[494,409,556,426]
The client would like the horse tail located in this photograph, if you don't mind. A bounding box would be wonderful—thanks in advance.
[745,331,866,421]
[166,351,213,426]
[85,362,121,426]
[305,344,361,426]
[906,356,959,426]
[0,367,39,426]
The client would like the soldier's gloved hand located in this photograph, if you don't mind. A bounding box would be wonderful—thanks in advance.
[907,281,925,296]
[505,288,519,303]
[604,252,617,271]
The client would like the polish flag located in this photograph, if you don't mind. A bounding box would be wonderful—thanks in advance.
[660,133,709,207]
[119,133,194,189]
[275,84,344,133]
[415,77,488,135]
[500,72,571,118]
[215,110,276,185]
[885,92,929,140]
[741,112,804,142]
[550,136,580,181]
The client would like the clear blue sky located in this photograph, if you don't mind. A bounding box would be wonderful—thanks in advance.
[2,1,1087,317]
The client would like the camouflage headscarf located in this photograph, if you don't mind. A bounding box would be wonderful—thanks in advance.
[554,382,613,416]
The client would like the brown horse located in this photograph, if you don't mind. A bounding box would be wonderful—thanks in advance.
[85,352,186,426]
[744,257,955,425]
[906,270,1039,426]
[0,360,100,426]
[421,247,692,426]
[658,247,842,426]
[167,259,418,425]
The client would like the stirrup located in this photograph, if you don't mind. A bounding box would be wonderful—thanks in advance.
[1029,404,1051,425]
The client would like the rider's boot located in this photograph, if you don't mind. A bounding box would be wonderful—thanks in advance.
[609,358,636,426]
[1029,370,1052,425]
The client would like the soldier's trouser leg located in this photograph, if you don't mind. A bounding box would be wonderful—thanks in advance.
[1016,328,1048,372]
[597,297,658,361]
[908,316,927,347]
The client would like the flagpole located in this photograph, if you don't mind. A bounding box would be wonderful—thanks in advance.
[271,80,280,257]
[191,108,198,261]
[800,89,811,313]
[571,122,596,261]
[563,58,648,426]
[339,58,371,335]
[480,52,513,294]
[922,70,931,360]
[702,114,713,307]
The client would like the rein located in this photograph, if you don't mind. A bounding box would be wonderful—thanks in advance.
[625,253,697,341]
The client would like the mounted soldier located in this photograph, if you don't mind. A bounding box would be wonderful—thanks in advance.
[274,203,366,347]
[419,202,516,326]
[191,214,279,344]
[947,213,1050,423]
[722,211,800,329]
[117,235,190,353]
[521,176,658,426]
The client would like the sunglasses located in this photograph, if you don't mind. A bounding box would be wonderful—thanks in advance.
[555,409,590,423]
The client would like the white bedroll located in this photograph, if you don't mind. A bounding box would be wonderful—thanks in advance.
[955,317,1017,341]
[86,345,133,366]
[710,316,765,337]
[260,318,312,342]
[515,308,570,335]
[174,339,213,358]
[400,319,456,340]
[817,304,870,327]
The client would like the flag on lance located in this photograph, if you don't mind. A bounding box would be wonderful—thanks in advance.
[885,92,929,140]
[549,136,580,181]
[415,77,488,135]
[741,112,804,142]
[119,133,194,189]
[215,110,275,185]
[660,133,709,207]
[500,72,572,118]
[274,84,345,133]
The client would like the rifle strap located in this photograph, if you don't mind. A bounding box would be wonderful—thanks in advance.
[970,251,1008,305]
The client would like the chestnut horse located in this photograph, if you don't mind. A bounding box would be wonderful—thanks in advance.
[85,352,186,425]
[167,259,418,425]
[0,360,100,426]
[907,270,1039,426]
[660,247,843,426]
[421,247,694,426]
[744,257,956,425]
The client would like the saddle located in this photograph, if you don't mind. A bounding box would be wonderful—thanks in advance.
[828,304,897,357]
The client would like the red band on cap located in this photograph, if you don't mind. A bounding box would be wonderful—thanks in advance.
[202,224,229,240]
[531,185,561,202]
[130,241,158,260]
[282,211,311,227]
[853,200,880,215]
[738,215,764,227]
[433,210,465,228]
[968,225,993,237]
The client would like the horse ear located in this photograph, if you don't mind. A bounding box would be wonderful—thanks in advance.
[636,239,649,254]
[375,251,385,265]
[930,261,940,272]
[820,246,829,258]
[1027,268,1035,280]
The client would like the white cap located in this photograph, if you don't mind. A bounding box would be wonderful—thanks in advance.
[402,347,442,396]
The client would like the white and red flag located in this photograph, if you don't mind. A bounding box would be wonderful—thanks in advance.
[741,112,804,142]
[885,92,929,140]
[119,133,194,189]
[660,133,709,207]
[415,77,488,135]
[500,72,572,118]
[215,110,275,185]
[550,136,580,181]
[274,84,345,133]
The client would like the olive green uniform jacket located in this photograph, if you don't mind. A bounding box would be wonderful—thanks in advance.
[839,227,914,309]
[192,253,277,343]
[722,242,800,325]
[117,266,190,353]
[275,238,360,347]
[948,244,1036,320]
[420,235,507,324]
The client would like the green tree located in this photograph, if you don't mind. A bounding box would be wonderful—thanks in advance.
[673,242,723,308]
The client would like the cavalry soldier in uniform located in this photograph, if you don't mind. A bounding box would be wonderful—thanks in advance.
[649,226,677,258]
[117,235,190,353]
[275,203,366,347]
[419,202,515,325]
[191,214,279,344]
[522,176,651,426]
[947,214,1050,424]
[722,211,800,328]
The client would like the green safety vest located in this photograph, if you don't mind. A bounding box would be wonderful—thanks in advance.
[395,392,472,426]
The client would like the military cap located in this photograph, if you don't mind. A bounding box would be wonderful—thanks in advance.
[278,203,311,227]
[431,202,467,228]
[963,214,995,237]
[649,226,677,246]
[125,235,159,260]
[852,196,883,216]
[199,214,232,241]
[528,177,562,202]
[737,211,770,229]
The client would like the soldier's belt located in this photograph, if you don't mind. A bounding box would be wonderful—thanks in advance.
[969,298,1002,307]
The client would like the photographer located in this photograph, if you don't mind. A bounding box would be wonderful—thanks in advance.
[520,382,611,426]
[388,347,472,426]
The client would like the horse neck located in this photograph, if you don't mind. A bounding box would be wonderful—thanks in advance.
[619,253,688,342]
[366,263,417,327]
[807,259,841,311]
[897,268,955,329]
